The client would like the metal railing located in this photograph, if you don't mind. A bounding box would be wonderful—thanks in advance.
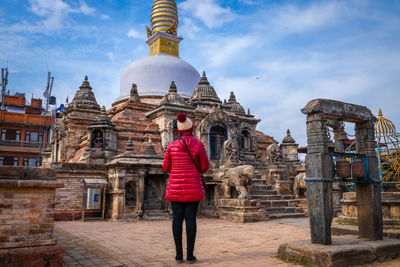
[0,139,48,149]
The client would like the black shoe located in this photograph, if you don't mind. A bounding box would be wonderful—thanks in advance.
[187,251,196,264]
[175,251,183,264]
[187,255,196,264]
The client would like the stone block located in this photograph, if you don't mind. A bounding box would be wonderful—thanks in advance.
[216,199,268,223]
[277,236,400,267]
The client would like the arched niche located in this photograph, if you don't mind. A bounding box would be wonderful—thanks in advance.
[209,125,228,160]
[198,110,233,157]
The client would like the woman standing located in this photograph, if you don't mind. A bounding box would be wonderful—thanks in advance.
[163,113,210,264]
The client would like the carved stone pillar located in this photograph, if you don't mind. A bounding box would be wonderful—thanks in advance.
[137,175,145,216]
[355,121,383,240]
[305,112,333,245]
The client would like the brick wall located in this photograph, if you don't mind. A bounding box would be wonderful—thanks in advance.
[0,166,64,266]
[52,163,107,220]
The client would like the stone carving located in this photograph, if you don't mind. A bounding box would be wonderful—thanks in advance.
[129,83,141,103]
[294,172,306,198]
[266,143,284,165]
[220,133,239,168]
[219,165,254,199]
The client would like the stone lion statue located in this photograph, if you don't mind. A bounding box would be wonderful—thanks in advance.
[294,172,306,198]
[220,165,254,199]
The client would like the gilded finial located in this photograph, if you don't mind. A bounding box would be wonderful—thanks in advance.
[150,0,178,35]
[378,109,383,117]
[101,105,106,115]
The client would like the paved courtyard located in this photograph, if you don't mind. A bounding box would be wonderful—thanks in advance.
[54,218,400,267]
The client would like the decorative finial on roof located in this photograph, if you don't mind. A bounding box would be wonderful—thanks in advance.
[224,99,227,105]
[282,129,296,144]
[125,137,134,152]
[378,108,383,117]
[199,71,210,85]
[129,83,140,102]
[80,75,92,90]
[229,91,236,102]
[248,108,251,115]
[144,137,156,155]
[169,81,177,93]
[101,105,106,115]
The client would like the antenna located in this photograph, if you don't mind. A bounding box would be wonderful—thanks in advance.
[43,72,55,112]
[1,67,9,111]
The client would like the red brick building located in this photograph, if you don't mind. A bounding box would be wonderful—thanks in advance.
[0,94,52,166]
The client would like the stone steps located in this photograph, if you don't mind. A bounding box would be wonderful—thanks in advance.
[251,191,278,199]
[269,213,306,219]
[260,199,299,208]
[250,178,306,219]
[251,184,273,190]
[143,210,170,221]
[266,207,302,214]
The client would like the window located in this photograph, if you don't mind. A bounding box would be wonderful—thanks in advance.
[209,126,228,160]
[0,156,19,166]
[23,157,41,167]
[25,131,44,142]
[1,129,21,141]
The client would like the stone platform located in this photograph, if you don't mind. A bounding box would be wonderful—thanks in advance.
[217,199,268,223]
[277,236,400,267]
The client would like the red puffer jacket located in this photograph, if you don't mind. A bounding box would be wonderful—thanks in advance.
[163,133,210,202]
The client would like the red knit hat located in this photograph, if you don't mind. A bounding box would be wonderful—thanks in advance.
[177,113,193,131]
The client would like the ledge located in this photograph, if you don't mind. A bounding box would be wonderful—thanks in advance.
[0,179,64,189]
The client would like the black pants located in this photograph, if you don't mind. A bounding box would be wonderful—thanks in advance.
[171,201,199,253]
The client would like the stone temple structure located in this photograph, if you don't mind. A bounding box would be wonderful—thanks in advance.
[44,0,305,222]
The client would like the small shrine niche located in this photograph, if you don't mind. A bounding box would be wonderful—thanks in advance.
[91,129,104,149]
[239,130,251,152]
[125,181,136,207]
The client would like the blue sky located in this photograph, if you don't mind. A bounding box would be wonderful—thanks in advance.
[1,0,400,146]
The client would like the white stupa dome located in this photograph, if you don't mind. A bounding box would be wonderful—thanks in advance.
[119,53,200,100]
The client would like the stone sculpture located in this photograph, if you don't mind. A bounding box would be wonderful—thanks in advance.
[294,172,306,198]
[220,165,254,199]
[220,133,239,169]
[266,143,284,165]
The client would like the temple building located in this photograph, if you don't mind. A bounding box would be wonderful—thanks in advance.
[46,0,305,221]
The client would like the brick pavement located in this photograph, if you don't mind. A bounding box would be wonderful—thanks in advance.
[54,218,400,267]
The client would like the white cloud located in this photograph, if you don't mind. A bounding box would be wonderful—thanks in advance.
[269,2,345,33]
[207,36,254,67]
[179,18,202,39]
[179,0,236,28]
[7,0,97,33]
[100,14,110,20]
[127,28,141,39]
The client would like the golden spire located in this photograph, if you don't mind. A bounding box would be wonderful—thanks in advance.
[150,0,178,35]
[375,108,397,138]
[146,0,182,57]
